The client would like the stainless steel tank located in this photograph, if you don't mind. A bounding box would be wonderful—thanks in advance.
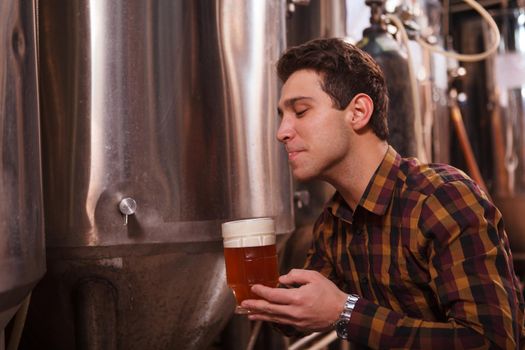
[23,1,292,349]
[286,0,347,47]
[486,8,525,257]
[0,0,45,333]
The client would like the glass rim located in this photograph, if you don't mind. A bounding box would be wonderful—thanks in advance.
[221,217,275,239]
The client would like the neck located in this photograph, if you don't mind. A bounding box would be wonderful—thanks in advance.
[324,138,388,211]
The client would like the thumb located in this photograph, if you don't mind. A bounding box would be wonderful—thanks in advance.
[279,269,319,286]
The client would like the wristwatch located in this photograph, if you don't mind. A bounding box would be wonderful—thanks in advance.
[334,294,359,340]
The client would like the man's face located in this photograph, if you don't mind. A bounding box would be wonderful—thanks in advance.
[277,70,352,182]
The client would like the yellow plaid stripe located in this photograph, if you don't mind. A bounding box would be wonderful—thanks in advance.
[305,146,524,348]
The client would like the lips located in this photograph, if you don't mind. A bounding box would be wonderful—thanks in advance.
[286,148,304,161]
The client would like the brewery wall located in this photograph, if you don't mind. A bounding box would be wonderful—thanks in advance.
[1,0,525,350]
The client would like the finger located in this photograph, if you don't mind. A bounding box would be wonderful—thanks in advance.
[279,268,319,285]
[250,284,297,305]
[241,298,296,319]
[247,312,296,326]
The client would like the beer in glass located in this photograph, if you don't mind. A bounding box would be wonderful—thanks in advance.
[221,217,279,314]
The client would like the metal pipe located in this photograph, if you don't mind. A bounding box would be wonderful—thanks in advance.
[245,321,262,350]
[449,94,490,195]
[305,331,338,350]
[289,332,325,350]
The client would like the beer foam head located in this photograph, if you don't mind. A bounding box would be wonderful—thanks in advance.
[221,217,275,248]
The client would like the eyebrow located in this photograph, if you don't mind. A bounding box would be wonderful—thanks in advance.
[277,96,314,116]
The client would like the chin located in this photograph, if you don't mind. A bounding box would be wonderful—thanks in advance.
[292,169,318,183]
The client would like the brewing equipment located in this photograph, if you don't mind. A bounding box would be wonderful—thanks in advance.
[397,0,451,164]
[21,1,293,349]
[486,8,525,257]
[357,0,450,162]
[0,0,45,339]
[358,0,421,159]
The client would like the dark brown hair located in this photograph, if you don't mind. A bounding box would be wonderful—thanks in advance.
[277,38,389,140]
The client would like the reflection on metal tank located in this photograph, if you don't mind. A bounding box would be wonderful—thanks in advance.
[39,1,291,247]
[24,1,292,349]
[0,0,45,331]
[486,9,525,256]
[286,0,347,47]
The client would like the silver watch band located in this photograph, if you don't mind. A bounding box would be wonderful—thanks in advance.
[335,293,359,340]
[340,293,359,321]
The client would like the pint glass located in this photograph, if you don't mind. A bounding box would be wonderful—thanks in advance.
[221,217,279,314]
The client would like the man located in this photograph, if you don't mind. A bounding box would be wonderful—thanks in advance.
[240,38,525,349]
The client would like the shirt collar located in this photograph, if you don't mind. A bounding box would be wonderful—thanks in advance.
[327,145,401,221]
[359,145,400,215]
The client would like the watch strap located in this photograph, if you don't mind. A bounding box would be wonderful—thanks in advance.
[335,293,359,340]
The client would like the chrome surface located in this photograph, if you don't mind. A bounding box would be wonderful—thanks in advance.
[286,0,347,46]
[487,9,525,254]
[118,198,137,216]
[30,1,291,349]
[38,0,293,248]
[23,243,237,350]
[0,0,45,330]
[119,197,137,226]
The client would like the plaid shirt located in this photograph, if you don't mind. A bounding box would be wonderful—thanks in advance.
[305,146,525,349]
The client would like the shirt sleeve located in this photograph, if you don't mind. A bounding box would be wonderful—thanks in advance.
[346,180,524,349]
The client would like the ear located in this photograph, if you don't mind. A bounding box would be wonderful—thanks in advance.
[345,93,374,132]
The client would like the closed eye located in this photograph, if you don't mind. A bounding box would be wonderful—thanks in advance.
[295,109,308,117]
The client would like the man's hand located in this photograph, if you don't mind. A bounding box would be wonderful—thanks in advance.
[240,269,348,332]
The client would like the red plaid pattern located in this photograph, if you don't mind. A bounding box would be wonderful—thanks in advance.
[305,146,525,349]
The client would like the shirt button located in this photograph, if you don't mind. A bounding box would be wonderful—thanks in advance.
[361,276,368,284]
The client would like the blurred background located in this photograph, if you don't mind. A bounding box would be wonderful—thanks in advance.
[0,0,523,349]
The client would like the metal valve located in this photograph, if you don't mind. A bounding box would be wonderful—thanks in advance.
[294,190,310,209]
[119,197,137,225]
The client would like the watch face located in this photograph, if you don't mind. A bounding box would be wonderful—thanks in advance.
[336,319,349,339]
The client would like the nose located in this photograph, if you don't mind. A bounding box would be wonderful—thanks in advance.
[276,115,295,144]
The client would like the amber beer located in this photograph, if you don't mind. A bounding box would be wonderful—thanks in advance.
[222,217,279,314]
